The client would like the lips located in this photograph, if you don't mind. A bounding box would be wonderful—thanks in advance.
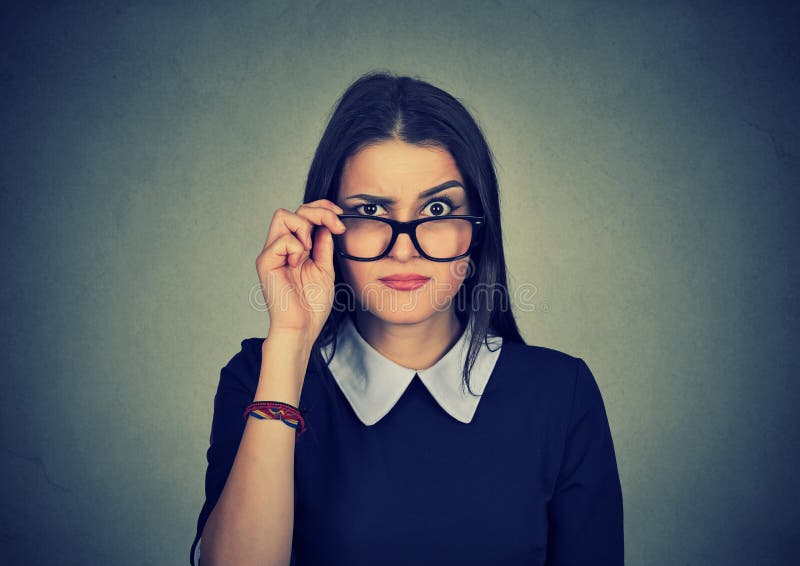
[379,273,430,282]
[379,273,430,291]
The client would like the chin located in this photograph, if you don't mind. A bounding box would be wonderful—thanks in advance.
[360,299,451,326]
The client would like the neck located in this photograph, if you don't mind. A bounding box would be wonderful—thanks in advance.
[353,309,465,371]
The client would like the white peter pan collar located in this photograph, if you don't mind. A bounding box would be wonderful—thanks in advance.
[322,314,503,426]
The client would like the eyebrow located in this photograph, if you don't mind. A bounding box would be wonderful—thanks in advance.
[344,180,464,205]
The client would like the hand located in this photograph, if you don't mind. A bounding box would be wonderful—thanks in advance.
[255,199,346,345]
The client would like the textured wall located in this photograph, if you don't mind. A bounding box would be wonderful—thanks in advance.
[1,1,797,565]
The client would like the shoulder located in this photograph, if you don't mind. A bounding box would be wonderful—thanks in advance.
[501,342,582,387]
[499,340,580,375]
[494,341,603,414]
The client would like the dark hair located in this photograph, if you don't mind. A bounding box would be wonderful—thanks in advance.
[303,70,525,396]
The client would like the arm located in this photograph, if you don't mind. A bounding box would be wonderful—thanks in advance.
[546,358,624,565]
[192,334,311,566]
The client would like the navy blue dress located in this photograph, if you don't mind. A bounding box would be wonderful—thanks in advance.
[189,338,624,565]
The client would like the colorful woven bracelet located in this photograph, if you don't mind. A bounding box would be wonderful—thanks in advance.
[243,401,307,438]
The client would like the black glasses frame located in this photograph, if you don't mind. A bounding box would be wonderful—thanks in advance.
[332,214,485,262]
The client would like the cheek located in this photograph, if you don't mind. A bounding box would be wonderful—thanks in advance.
[453,258,473,284]
[339,260,374,291]
[434,258,471,294]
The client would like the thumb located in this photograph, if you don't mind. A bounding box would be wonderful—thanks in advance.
[311,224,334,274]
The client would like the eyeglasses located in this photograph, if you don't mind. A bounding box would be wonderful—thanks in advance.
[332,214,485,262]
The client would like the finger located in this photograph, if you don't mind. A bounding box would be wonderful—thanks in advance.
[295,205,346,236]
[302,199,344,215]
[311,225,334,275]
[264,209,314,251]
[258,232,306,273]
[264,207,343,251]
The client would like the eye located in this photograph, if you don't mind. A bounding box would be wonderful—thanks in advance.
[353,197,460,216]
[421,197,456,217]
[354,202,386,216]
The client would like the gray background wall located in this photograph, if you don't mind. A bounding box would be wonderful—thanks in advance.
[2,1,797,564]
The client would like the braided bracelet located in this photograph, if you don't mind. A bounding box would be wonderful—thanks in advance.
[243,401,307,438]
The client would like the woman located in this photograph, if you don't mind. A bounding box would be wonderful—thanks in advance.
[190,71,624,565]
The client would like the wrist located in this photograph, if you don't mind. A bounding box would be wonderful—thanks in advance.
[253,381,302,408]
[265,327,316,354]
[257,331,314,405]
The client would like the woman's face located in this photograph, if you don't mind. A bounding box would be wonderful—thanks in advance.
[335,139,475,325]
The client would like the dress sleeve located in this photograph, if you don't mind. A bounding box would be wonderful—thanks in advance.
[188,339,260,565]
[546,357,624,565]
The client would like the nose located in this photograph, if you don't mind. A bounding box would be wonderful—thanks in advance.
[387,232,419,261]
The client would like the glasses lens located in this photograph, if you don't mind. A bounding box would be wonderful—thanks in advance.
[416,218,474,259]
[337,217,393,259]
[335,216,476,260]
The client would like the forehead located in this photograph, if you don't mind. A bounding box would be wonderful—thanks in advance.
[339,140,463,196]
